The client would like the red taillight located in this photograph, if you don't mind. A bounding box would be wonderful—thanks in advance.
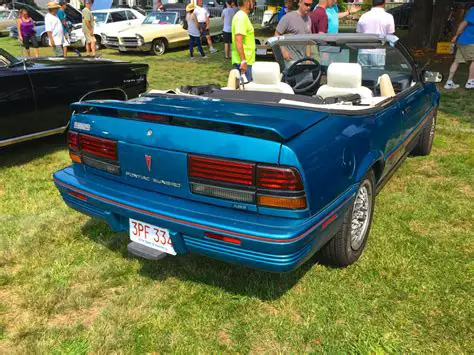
[257,166,303,191]
[67,131,79,150]
[188,155,255,186]
[205,232,241,245]
[80,134,117,161]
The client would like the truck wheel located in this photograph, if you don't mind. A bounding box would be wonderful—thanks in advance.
[151,38,166,56]
[322,170,376,267]
[41,33,49,47]
[411,110,436,157]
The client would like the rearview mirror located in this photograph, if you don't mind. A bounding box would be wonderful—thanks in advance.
[423,71,443,83]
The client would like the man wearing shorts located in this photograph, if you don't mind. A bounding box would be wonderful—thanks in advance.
[445,6,474,90]
[45,1,64,57]
[195,0,218,54]
[82,0,96,57]
[222,0,234,59]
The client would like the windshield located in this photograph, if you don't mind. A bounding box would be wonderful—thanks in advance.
[93,12,108,24]
[0,11,10,20]
[274,39,414,91]
[142,12,178,25]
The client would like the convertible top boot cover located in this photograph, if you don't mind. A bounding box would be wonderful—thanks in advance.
[316,62,373,100]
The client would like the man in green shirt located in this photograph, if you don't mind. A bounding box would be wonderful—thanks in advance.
[82,0,95,57]
[231,0,255,81]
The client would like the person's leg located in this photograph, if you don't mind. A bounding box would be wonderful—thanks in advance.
[224,43,229,59]
[85,38,90,56]
[446,47,465,89]
[30,35,39,57]
[469,61,474,80]
[189,35,194,57]
[23,37,30,57]
[447,61,459,82]
[90,36,96,56]
[196,36,205,57]
[246,65,252,82]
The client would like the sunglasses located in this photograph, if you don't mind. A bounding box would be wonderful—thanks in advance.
[303,2,312,7]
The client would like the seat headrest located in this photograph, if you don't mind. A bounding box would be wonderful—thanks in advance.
[327,63,363,89]
[252,61,281,85]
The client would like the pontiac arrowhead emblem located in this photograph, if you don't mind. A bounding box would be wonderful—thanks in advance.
[145,155,152,172]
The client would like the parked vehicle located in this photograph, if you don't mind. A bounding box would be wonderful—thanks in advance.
[7,3,82,46]
[0,9,18,36]
[0,48,148,147]
[103,11,223,55]
[53,34,441,272]
[69,8,145,49]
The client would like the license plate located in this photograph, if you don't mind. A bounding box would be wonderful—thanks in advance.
[256,48,267,56]
[129,219,176,255]
[119,46,126,51]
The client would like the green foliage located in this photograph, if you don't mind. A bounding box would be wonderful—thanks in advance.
[0,36,473,353]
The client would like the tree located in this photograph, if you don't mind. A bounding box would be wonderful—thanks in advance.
[409,0,454,48]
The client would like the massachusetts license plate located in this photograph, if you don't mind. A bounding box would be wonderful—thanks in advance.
[256,48,267,56]
[129,219,176,255]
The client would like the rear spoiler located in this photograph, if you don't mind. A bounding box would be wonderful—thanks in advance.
[70,94,329,143]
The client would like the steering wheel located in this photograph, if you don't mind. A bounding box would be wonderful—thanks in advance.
[284,57,322,95]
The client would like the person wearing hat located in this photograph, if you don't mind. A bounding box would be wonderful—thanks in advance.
[45,1,64,57]
[82,0,96,57]
[186,3,206,58]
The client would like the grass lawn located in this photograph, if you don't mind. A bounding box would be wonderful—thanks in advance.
[0,36,473,353]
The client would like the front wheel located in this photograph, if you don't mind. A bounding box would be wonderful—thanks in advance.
[41,33,48,47]
[411,110,436,156]
[151,38,166,56]
[322,170,376,267]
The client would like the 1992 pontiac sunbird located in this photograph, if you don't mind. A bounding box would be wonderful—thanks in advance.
[54,34,442,272]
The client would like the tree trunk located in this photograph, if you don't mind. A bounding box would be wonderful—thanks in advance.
[408,0,454,48]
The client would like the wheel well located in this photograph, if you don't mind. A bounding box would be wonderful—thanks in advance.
[94,34,101,44]
[153,37,168,47]
[371,160,384,183]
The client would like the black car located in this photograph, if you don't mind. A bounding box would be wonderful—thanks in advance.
[0,48,148,147]
[387,2,413,29]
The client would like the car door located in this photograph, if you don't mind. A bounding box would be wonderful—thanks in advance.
[0,57,38,144]
[125,10,139,26]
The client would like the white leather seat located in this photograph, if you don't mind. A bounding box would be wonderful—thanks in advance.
[316,62,373,100]
[378,73,396,97]
[243,62,294,94]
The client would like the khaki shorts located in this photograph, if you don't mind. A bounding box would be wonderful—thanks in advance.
[454,44,474,63]
[84,32,96,44]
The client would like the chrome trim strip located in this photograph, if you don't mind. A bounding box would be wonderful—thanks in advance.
[0,125,68,147]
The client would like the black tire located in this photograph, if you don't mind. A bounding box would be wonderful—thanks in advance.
[411,110,436,157]
[41,33,49,47]
[322,170,376,267]
[95,35,102,50]
[151,38,166,56]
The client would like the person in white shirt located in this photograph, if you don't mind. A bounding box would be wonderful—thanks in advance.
[194,0,218,54]
[44,1,64,57]
[221,0,235,59]
[356,0,395,36]
[356,0,395,68]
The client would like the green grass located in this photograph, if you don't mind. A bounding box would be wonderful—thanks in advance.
[1,36,473,353]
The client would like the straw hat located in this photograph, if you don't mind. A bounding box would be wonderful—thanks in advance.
[47,1,60,9]
[186,3,195,11]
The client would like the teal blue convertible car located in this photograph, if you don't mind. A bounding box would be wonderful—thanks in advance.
[53,34,442,272]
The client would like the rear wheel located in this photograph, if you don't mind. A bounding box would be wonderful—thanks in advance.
[151,38,166,56]
[411,110,436,156]
[94,35,102,50]
[41,33,48,47]
[322,170,376,267]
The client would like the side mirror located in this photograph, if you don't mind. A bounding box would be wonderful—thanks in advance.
[423,70,443,83]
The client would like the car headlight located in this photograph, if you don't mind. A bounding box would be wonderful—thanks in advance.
[136,34,144,46]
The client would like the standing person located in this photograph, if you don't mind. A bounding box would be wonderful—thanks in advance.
[57,0,70,57]
[326,0,360,34]
[222,0,235,59]
[309,0,328,34]
[186,3,207,59]
[275,0,312,36]
[195,0,218,54]
[444,6,474,90]
[356,0,394,36]
[17,9,39,58]
[278,0,293,22]
[232,0,256,81]
[155,0,164,11]
[45,2,64,57]
[82,0,96,57]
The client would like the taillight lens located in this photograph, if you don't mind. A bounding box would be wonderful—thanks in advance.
[188,155,307,210]
[257,166,303,191]
[67,131,79,150]
[189,155,255,186]
[80,134,117,161]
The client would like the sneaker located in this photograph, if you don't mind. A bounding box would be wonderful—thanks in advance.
[444,80,460,89]
[465,80,474,89]
[209,47,218,54]
[201,55,208,59]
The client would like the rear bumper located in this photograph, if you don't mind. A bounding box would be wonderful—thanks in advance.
[53,166,356,272]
